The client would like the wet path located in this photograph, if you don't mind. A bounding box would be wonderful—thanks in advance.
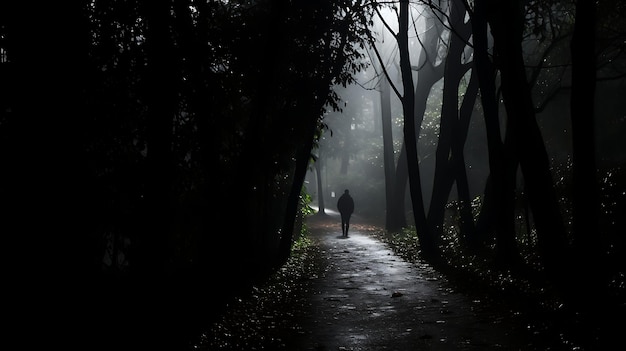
[296,213,532,350]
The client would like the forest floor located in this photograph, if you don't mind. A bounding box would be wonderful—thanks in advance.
[195,211,614,350]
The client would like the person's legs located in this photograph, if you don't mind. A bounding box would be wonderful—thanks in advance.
[345,215,350,236]
[340,213,346,236]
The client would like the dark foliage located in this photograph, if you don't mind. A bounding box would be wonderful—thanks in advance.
[0,0,373,349]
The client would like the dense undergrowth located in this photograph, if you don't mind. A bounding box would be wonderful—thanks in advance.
[371,219,564,309]
[373,165,626,316]
[369,171,626,350]
[370,222,565,310]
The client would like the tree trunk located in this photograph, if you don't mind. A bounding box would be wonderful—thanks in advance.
[427,0,471,241]
[277,137,315,267]
[387,5,445,234]
[487,0,567,274]
[398,0,436,256]
[453,69,479,243]
[380,74,396,230]
[570,0,600,260]
[569,0,605,323]
[389,142,409,231]
[315,155,326,214]
[472,0,499,244]
[340,145,350,175]
[471,0,517,265]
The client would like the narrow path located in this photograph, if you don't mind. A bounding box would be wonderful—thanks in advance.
[198,213,558,350]
[296,213,534,350]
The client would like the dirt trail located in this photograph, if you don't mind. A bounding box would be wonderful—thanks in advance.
[296,213,535,350]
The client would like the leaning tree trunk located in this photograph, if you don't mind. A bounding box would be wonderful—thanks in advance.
[276,124,317,267]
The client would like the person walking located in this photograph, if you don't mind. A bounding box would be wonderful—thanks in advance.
[337,189,354,237]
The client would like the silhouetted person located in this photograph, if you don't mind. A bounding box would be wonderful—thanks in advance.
[337,189,354,237]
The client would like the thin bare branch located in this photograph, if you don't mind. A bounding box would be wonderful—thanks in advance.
[375,6,398,40]
[370,41,404,100]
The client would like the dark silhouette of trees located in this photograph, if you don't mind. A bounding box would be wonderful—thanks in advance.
[570,0,599,262]
[397,0,438,257]
[426,0,477,248]
[365,3,624,339]
[372,4,446,234]
[2,0,625,348]
[138,0,178,277]
[1,0,373,348]
[470,0,516,260]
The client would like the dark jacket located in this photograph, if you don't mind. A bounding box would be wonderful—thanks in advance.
[337,193,354,215]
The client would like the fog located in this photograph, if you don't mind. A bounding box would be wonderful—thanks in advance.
[307,2,626,230]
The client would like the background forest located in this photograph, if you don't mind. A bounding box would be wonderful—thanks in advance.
[1,0,625,350]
